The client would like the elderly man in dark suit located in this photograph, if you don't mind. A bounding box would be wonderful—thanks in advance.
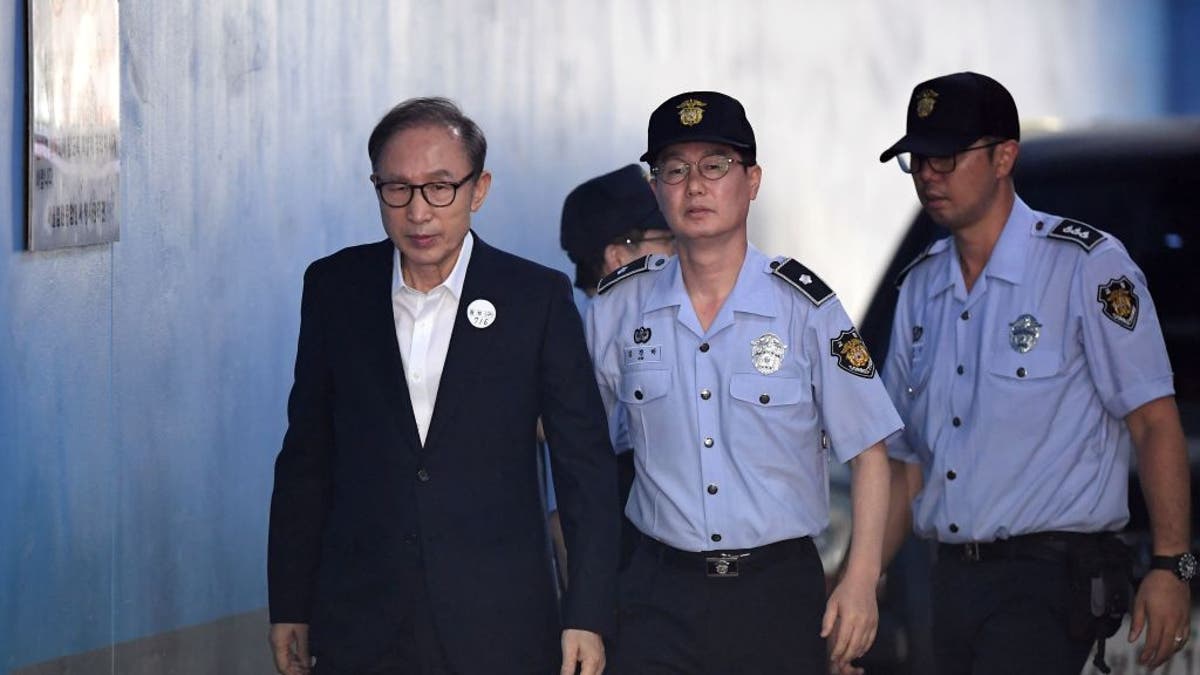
[268,97,619,675]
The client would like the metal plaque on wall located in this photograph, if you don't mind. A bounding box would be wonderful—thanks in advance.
[27,0,120,251]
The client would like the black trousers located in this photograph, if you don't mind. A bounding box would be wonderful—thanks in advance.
[932,553,1093,675]
[610,535,827,674]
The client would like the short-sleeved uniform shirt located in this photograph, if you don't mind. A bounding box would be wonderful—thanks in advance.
[882,196,1175,543]
[587,245,903,552]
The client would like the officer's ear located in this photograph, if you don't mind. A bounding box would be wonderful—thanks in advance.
[993,140,1019,180]
[602,243,627,276]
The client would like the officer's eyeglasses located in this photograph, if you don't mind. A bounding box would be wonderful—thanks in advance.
[651,155,744,185]
[896,140,1005,175]
[371,171,477,208]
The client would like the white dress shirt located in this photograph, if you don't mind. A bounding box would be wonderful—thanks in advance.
[392,232,474,445]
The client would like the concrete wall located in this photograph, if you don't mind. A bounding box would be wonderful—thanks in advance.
[0,1,1186,671]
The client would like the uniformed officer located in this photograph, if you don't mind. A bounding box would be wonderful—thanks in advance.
[586,91,901,673]
[876,72,1193,674]
[548,164,677,579]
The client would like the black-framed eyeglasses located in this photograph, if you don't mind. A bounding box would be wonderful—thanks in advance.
[651,155,744,185]
[896,140,1005,175]
[371,171,477,208]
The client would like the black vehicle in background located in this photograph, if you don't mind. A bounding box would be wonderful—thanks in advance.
[855,119,1200,675]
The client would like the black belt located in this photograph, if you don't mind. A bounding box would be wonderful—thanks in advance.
[938,531,1096,563]
[638,534,812,578]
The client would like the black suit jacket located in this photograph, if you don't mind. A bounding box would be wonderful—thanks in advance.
[268,235,619,673]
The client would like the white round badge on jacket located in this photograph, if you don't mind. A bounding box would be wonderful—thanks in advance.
[467,299,497,329]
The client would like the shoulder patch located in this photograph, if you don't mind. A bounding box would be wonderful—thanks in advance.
[1046,219,1106,252]
[894,238,943,289]
[770,258,834,306]
[596,254,667,295]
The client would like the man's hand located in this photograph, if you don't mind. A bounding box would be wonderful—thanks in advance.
[1129,569,1192,669]
[269,623,312,675]
[822,571,878,672]
[561,628,605,675]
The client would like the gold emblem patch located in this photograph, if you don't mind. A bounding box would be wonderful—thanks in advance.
[1097,276,1139,330]
[677,98,706,126]
[830,328,875,379]
[915,89,938,118]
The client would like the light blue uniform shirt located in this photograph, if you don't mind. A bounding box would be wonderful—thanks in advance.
[587,245,903,552]
[882,196,1175,543]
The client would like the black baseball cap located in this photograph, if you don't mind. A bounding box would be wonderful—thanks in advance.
[879,72,1020,162]
[560,164,670,290]
[641,91,756,164]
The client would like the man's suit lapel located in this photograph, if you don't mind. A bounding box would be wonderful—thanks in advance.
[423,235,498,453]
[362,240,423,453]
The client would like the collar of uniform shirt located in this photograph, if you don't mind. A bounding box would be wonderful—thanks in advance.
[643,244,778,320]
[392,230,474,300]
[935,197,1035,298]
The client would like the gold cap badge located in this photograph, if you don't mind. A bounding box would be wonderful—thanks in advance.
[677,98,706,126]
[915,89,938,118]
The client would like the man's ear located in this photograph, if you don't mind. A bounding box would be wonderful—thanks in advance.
[602,243,626,276]
[994,141,1019,179]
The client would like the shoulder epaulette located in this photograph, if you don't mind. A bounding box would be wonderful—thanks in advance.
[1046,219,1106,253]
[770,258,834,306]
[596,254,667,295]
[894,238,945,289]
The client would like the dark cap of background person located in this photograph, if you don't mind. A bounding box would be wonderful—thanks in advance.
[879,72,1020,163]
[560,164,670,290]
[641,91,756,165]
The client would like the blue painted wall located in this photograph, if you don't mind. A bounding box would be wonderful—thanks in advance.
[0,1,1186,670]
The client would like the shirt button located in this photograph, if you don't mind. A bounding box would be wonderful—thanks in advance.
[952,417,962,427]
[949,523,960,534]
[412,372,422,382]
[703,437,714,448]
[416,468,430,483]
[699,342,710,353]
[956,365,964,375]
[961,310,970,320]
[1016,367,1027,378]
[711,533,722,543]
[700,389,711,400]
[759,394,770,404]
[946,470,957,480]
[707,484,719,495]
[634,389,644,400]
[1035,221,1045,231]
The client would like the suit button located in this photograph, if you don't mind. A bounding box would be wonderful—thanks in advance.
[711,533,722,543]
[707,484,719,495]
[700,388,711,400]
[402,532,418,545]
[703,437,714,448]
[946,470,957,480]
[416,468,430,482]
[949,523,960,534]
[634,389,644,400]
[759,394,770,404]
[952,417,962,427]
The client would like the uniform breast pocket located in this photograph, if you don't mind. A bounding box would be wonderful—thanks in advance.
[987,347,1063,382]
[724,372,811,410]
[907,344,934,394]
[617,369,672,406]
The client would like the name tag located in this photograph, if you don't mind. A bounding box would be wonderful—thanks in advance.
[624,344,662,366]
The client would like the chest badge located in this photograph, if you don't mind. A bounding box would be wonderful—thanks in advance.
[466,298,497,329]
[750,332,787,375]
[1009,314,1041,353]
[633,326,652,344]
[830,328,876,379]
[1097,276,1139,330]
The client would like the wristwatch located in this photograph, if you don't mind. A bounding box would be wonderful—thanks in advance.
[1151,552,1198,582]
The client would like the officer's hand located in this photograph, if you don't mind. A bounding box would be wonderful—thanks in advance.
[1129,569,1191,669]
[269,622,312,675]
[561,628,605,675]
[822,571,878,671]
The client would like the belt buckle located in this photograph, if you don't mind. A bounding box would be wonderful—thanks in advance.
[706,553,748,578]
[963,542,981,562]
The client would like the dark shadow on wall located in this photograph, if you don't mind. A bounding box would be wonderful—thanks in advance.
[9,0,26,252]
